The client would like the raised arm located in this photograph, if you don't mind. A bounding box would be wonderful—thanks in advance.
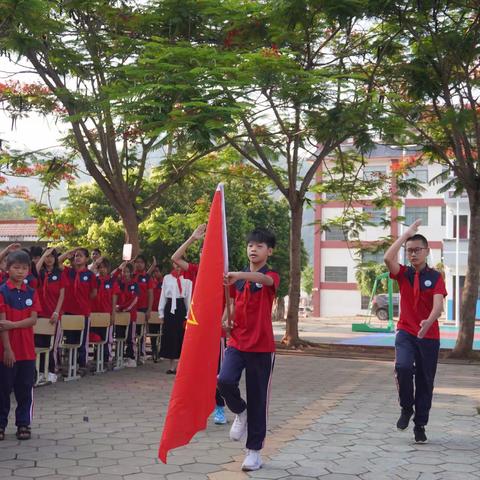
[0,243,21,262]
[59,248,77,265]
[384,219,422,276]
[36,247,54,273]
[171,224,206,271]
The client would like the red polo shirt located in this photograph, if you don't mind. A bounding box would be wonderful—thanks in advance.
[62,266,97,316]
[228,267,279,352]
[117,278,139,322]
[92,275,120,313]
[0,280,41,361]
[133,271,153,310]
[183,263,199,291]
[390,264,447,340]
[38,268,68,317]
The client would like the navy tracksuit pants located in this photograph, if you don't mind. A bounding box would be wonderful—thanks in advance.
[0,360,36,429]
[217,347,275,450]
[395,329,440,427]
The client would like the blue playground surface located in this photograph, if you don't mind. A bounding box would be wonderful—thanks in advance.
[341,325,480,350]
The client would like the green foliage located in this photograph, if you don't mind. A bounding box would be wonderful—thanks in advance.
[301,265,314,295]
[32,149,299,296]
[355,262,398,297]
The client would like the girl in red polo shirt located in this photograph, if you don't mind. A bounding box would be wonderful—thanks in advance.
[133,255,153,361]
[384,219,447,444]
[116,263,139,367]
[149,264,163,362]
[60,248,97,369]
[35,248,67,378]
[91,258,119,363]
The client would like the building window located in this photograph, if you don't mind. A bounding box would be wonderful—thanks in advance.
[453,215,468,239]
[363,207,386,226]
[405,206,428,226]
[406,165,428,183]
[441,206,446,226]
[361,295,371,309]
[325,225,347,241]
[362,251,385,264]
[325,192,340,201]
[364,165,387,181]
[325,266,348,282]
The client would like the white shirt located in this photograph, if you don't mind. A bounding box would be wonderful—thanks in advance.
[158,274,192,318]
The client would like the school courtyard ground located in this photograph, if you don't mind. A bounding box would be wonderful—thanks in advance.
[1,351,479,480]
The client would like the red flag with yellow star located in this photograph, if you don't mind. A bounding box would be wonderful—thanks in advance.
[159,184,228,463]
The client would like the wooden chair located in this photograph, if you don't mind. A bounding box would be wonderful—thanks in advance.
[34,317,56,386]
[146,312,163,362]
[113,312,130,370]
[59,315,85,381]
[135,311,146,364]
[89,312,111,374]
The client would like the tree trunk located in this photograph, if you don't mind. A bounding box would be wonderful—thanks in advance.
[282,198,304,347]
[120,205,141,258]
[273,296,286,322]
[451,195,480,358]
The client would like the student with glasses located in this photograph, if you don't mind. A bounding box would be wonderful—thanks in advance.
[384,219,447,444]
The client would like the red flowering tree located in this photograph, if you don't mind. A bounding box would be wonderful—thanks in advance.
[0,1,227,255]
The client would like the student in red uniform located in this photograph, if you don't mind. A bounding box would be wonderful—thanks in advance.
[0,244,22,287]
[35,248,67,377]
[149,262,163,363]
[384,219,447,444]
[0,250,41,441]
[60,248,97,369]
[133,255,153,360]
[171,224,228,423]
[171,224,206,290]
[91,258,119,363]
[218,228,279,472]
[116,263,139,367]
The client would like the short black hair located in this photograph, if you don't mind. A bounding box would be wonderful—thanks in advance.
[7,250,31,269]
[76,248,90,258]
[246,228,276,249]
[135,254,147,263]
[92,248,101,255]
[30,246,43,258]
[41,247,60,270]
[406,234,428,248]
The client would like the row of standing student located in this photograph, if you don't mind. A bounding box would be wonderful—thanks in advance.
[0,243,191,375]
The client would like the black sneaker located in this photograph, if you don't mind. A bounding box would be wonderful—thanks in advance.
[414,425,427,443]
[396,409,414,430]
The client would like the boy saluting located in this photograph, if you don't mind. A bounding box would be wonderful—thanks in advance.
[384,219,447,443]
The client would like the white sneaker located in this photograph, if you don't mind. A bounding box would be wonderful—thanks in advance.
[125,358,137,368]
[47,373,58,383]
[229,410,247,441]
[241,449,262,471]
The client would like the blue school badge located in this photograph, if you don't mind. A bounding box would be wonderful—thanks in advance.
[255,283,263,289]
[105,284,110,289]
[23,279,28,284]
[25,298,33,306]
[83,275,88,281]
[424,280,432,287]
[52,275,58,281]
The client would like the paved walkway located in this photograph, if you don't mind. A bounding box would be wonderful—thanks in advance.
[0,355,479,479]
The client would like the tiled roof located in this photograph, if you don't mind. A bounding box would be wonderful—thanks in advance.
[0,220,39,239]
